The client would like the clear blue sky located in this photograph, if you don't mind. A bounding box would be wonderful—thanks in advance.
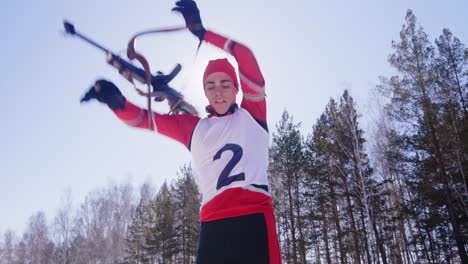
[1,0,466,235]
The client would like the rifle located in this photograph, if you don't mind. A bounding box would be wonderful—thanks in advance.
[63,20,198,116]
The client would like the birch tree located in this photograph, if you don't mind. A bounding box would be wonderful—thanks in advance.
[0,230,16,264]
[23,211,54,264]
[51,190,74,264]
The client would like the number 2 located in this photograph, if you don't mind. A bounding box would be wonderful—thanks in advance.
[213,144,245,190]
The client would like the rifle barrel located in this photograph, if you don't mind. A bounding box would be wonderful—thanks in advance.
[72,31,111,54]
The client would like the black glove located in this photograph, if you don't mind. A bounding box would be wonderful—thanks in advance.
[172,0,206,42]
[80,79,126,110]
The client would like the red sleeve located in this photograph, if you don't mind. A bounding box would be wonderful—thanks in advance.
[113,101,200,148]
[204,31,267,125]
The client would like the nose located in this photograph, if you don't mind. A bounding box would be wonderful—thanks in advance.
[214,86,223,95]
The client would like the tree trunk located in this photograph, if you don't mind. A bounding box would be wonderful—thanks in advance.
[371,212,388,264]
[293,175,307,264]
[329,172,347,264]
[342,174,362,264]
[287,180,299,264]
[446,200,468,263]
[421,83,468,263]
[320,198,332,264]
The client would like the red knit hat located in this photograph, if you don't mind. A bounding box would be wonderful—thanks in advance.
[203,58,239,88]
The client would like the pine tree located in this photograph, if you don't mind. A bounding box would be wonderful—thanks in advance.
[434,28,468,218]
[367,100,417,264]
[145,181,177,263]
[172,164,200,264]
[125,199,151,264]
[269,110,307,263]
[304,107,347,264]
[303,123,332,264]
[378,9,468,263]
[335,90,375,263]
[434,29,468,118]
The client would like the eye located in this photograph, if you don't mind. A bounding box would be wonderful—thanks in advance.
[222,82,233,89]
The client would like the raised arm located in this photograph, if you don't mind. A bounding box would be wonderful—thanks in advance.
[203,31,267,126]
[172,0,267,127]
[81,79,200,149]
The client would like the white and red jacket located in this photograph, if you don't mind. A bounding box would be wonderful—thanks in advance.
[113,30,272,223]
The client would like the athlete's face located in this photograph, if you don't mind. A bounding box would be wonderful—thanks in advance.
[204,72,238,115]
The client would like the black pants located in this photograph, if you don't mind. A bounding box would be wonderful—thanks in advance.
[196,213,269,264]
